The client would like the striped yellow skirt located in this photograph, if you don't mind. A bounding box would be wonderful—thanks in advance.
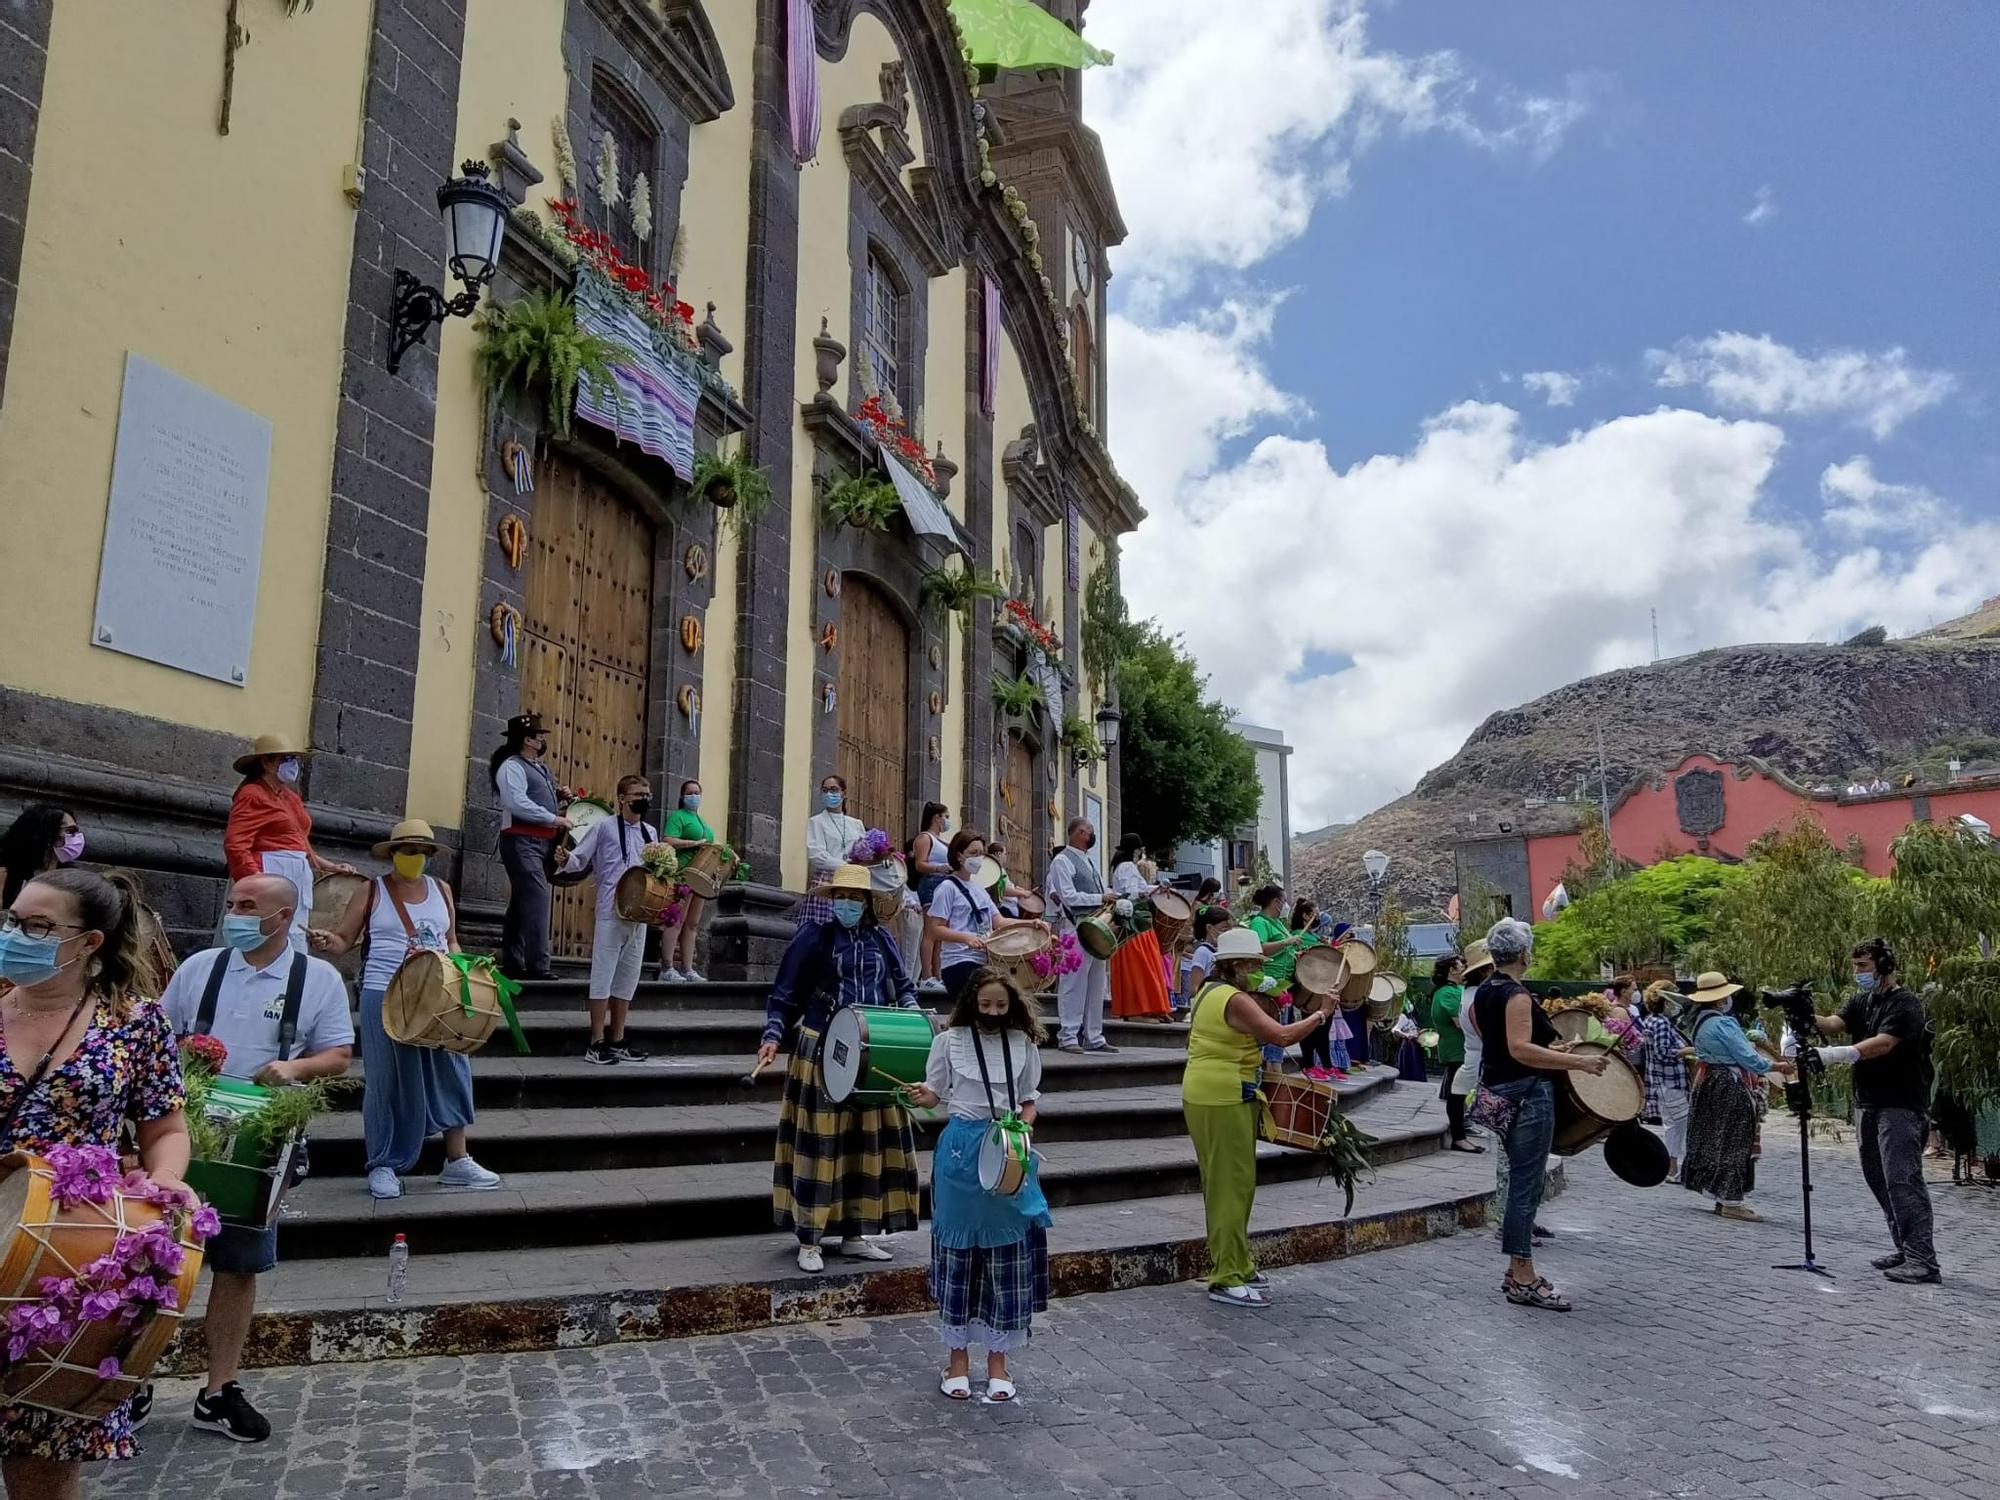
[772,1027,921,1242]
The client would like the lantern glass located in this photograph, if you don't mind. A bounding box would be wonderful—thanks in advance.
[1362,848,1389,883]
[439,171,509,286]
[1095,703,1121,752]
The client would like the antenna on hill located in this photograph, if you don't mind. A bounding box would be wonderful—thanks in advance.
[1596,724,1615,881]
[1651,608,1660,662]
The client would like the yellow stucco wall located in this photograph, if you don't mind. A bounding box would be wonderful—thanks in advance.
[407,0,571,827]
[692,2,759,835]
[0,3,371,745]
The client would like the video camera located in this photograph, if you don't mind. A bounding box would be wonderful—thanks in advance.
[1759,983,1823,1097]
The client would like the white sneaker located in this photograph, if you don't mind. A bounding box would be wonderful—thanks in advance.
[438,1155,501,1191]
[660,967,685,983]
[367,1168,402,1200]
[919,978,947,995]
[684,968,707,982]
[797,1245,824,1273]
[836,1237,893,1262]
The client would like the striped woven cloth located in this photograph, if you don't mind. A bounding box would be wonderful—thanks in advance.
[573,271,700,481]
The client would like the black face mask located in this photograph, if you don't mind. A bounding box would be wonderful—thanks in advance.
[629,798,652,818]
[976,1012,1006,1033]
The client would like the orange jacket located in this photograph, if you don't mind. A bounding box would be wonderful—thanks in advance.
[224,781,315,880]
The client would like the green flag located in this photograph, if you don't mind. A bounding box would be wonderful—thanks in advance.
[950,0,1114,70]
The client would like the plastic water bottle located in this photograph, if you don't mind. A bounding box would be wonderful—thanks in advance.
[386,1233,409,1304]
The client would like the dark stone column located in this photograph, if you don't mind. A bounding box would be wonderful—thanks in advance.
[0,0,53,407]
[962,271,996,832]
[726,0,800,878]
[309,0,470,816]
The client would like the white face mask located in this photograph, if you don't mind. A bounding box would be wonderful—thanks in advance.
[964,856,985,878]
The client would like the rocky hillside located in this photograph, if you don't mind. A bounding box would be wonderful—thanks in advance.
[1292,639,2000,919]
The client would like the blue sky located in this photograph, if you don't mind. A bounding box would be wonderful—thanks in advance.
[1081,0,1999,826]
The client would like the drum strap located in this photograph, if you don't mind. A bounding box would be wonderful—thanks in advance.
[195,949,308,1062]
[969,1025,1018,1119]
[944,876,989,934]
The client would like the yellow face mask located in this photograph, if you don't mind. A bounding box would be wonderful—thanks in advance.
[392,851,428,881]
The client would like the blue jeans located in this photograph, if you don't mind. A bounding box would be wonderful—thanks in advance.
[1491,1075,1554,1258]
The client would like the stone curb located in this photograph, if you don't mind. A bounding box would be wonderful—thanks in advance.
[158,1162,1565,1374]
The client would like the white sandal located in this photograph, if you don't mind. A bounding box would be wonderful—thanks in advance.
[939,1373,971,1401]
[985,1377,1016,1402]
[1208,1284,1270,1309]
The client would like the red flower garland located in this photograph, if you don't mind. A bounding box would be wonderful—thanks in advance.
[1001,596,1061,655]
[853,395,938,486]
[547,199,699,351]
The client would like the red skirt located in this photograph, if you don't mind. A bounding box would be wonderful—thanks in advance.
[1110,929,1174,1018]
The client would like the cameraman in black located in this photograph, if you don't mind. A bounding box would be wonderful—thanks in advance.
[1808,937,1938,1284]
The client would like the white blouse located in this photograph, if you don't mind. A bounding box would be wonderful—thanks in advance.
[924,1026,1043,1121]
[805,810,865,879]
[927,876,997,970]
[1111,861,1151,897]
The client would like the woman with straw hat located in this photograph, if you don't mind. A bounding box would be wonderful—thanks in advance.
[1182,927,1338,1308]
[310,819,501,1200]
[757,864,923,1273]
[223,734,358,954]
[1679,971,1792,1221]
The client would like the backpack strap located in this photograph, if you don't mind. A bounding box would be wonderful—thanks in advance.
[193,950,232,1036]
[276,952,308,1061]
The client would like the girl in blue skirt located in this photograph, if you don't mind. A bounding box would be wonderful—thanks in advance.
[907,966,1051,1402]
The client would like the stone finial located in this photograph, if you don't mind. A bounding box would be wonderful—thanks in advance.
[699,302,733,374]
[813,316,847,396]
[488,117,545,207]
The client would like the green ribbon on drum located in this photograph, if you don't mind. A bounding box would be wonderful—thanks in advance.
[990,1111,1031,1174]
[449,953,530,1054]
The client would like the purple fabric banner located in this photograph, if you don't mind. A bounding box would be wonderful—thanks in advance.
[788,0,821,166]
[573,273,700,481]
[981,273,1001,415]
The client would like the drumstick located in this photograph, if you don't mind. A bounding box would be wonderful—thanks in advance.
[741,1057,772,1086]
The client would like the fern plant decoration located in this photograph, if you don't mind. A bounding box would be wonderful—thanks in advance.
[992,672,1043,720]
[920,562,1007,620]
[692,449,774,535]
[821,472,902,531]
[473,290,628,440]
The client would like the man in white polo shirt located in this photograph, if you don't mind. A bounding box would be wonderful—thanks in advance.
[159,873,353,1443]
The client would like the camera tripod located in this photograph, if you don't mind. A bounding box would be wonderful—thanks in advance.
[1773,1051,1834,1281]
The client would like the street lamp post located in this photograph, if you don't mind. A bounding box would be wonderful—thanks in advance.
[1362,848,1389,930]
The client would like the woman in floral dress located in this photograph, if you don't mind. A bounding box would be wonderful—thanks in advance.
[0,867,190,1496]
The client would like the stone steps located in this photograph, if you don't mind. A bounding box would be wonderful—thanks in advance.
[498,1006,1193,1054]
[279,1086,1444,1258]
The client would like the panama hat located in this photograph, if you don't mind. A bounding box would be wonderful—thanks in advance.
[1685,971,1743,1006]
[1213,928,1264,963]
[372,818,445,859]
[233,733,309,775]
[810,863,875,898]
[1460,939,1494,982]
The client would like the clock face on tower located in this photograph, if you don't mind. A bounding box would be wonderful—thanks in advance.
[1071,232,1094,294]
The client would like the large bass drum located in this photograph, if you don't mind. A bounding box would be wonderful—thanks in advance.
[1551,1041,1644,1156]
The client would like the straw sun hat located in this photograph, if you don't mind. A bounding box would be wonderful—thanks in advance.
[371,818,445,859]
[1213,928,1264,963]
[809,863,875,898]
[1684,971,1743,1006]
[1460,939,1495,981]
[233,733,310,775]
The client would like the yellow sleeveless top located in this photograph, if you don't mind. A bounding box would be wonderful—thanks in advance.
[1182,982,1263,1106]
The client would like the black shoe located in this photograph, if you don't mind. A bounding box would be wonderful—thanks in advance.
[611,1042,649,1063]
[128,1384,153,1432]
[1883,1262,1941,1285]
[582,1042,618,1067]
[192,1383,271,1443]
[1871,1250,1907,1271]
[1531,1223,1555,1242]
[525,969,560,982]
[1084,1040,1121,1054]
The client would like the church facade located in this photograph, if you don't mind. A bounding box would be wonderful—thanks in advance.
[0,0,1138,970]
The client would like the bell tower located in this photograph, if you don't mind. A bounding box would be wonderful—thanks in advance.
[980,0,1125,434]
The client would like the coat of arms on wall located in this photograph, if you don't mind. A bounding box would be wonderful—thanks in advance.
[1674,769,1725,837]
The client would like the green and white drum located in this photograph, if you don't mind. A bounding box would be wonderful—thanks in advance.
[819,1005,937,1104]
[1076,913,1121,961]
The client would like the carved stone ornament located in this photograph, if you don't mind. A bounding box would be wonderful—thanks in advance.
[928,735,942,765]
[684,543,709,580]
[813,317,847,396]
[822,622,839,652]
[1674,768,1726,838]
[928,643,942,671]
[680,615,703,654]
[824,568,841,597]
[1048,759,1058,788]
[488,117,545,207]
[928,690,942,716]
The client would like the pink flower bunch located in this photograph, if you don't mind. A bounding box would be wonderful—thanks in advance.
[848,829,901,865]
[656,882,693,929]
[179,1034,229,1075]
[1029,932,1085,979]
[2,1156,216,1368]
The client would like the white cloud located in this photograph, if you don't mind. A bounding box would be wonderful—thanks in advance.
[1084,0,1594,295]
[1819,457,1943,536]
[1743,184,1777,226]
[1647,332,1956,440]
[1108,314,2000,826]
[1520,370,1581,407]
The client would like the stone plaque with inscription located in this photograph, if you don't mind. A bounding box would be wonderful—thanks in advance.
[92,354,272,686]
[1674,768,1726,837]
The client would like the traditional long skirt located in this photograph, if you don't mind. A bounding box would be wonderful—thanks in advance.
[1395,1032,1429,1082]
[1110,928,1174,1018]
[928,1117,1052,1351]
[1681,1066,1759,1203]
[772,1027,921,1242]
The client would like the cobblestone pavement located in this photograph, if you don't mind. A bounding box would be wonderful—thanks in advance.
[106,1129,1999,1499]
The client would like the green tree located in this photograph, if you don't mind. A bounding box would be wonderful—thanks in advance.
[1876,820,2000,1106]
[1700,816,1882,993]
[1116,624,1260,855]
[1528,879,1667,979]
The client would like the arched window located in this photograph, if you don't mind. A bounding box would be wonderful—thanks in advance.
[863,248,906,407]
[1013,520,1039,604]
[589,71,661,274]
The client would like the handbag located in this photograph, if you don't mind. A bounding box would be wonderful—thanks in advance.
[1469,1084,1517,1136]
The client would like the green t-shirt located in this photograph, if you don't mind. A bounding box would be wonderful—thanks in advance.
[1246,913,1298,988]
[1429,983,1466,1063]
[664,807,714,842]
